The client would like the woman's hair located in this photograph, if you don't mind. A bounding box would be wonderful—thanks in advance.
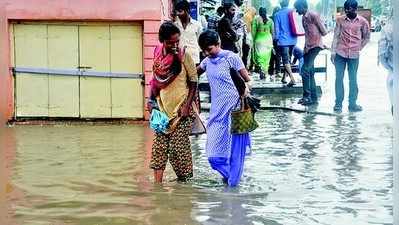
[175,0,190,12]
[259,7,268,23]
[158,21,181,42]
[198,30,220,50]
[344,0,358,10]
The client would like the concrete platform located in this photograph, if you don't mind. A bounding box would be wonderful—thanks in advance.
[198,53,328,95]
[199,74,323,95]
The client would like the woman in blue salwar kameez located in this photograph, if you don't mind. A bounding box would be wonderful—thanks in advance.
[197,30,252,186]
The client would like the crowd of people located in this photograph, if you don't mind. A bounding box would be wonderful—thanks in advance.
[147,0,379,186]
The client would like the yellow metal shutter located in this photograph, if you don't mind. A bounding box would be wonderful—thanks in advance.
[110,25,143,118]
[14,24,49,117]
[48,25,79,117]
[13,22,144,119]
[79,25,112,118]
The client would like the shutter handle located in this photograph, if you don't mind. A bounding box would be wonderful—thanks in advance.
[77,66,92,70]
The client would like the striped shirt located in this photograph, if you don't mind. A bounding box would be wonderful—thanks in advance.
[207,14,221,31]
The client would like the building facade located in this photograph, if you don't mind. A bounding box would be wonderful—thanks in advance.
[0,0,172,122]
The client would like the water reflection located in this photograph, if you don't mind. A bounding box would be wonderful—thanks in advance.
[194,187,264,225]
[298,113,321,183]
[331,116,362,182]
[149,185,199,225]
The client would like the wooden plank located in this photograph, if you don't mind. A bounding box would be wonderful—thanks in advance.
[48,25,79,117]
[14,24,48,117]
[110,25,143,118]
[79,25,111,118]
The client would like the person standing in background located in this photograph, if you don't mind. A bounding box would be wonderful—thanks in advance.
[274,0,297,87]
[268,6,282,80]
[200,7,208,32]
[222,0,247,59]
[243,6,257,69]
[252,7,274,80]
[331,0,370,113]
[233,0,246,58]
[378,16,394,114]
[218,16,239,53]
[174,0,203,65]
[174,0,203,112]
[219,1,239,53]
[243,7,256,39]
[294,0,327,106]
[207,6,224,31]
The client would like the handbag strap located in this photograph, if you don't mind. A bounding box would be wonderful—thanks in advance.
[224,55,246,96]
[224,55,233,70]
[233,96,247,112]
[240,96,248,112]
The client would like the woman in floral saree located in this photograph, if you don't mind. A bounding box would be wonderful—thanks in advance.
[148,21,198,183]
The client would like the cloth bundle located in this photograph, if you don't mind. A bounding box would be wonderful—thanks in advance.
[150,109,169,134]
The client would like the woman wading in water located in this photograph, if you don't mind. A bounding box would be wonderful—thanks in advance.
[148,21,198,183]
[197,30,252,186]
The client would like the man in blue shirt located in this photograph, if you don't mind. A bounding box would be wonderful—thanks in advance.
[274,0,297,86]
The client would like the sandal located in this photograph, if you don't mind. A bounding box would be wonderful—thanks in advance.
[287,81,296,87]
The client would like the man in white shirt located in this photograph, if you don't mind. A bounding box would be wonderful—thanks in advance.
[174,0,203,65]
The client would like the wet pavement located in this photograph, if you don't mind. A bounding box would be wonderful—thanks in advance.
[0,33,393,225]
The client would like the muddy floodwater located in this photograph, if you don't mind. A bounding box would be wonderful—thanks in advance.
[0,108,393,225]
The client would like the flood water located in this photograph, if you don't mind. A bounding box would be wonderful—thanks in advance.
[0,34,393,225]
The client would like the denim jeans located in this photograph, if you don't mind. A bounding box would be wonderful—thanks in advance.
[301,47,321,100]
[334,54,360,107]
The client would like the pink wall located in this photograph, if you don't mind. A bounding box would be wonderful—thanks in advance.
[3,0,166,21]
[0,5,10,124]
[0,0,169,121]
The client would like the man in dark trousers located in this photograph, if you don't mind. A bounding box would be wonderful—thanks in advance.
[294,0,327,105]
[331,0,370,112]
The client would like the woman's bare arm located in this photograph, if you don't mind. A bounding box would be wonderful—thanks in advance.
[238,68,251,82]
